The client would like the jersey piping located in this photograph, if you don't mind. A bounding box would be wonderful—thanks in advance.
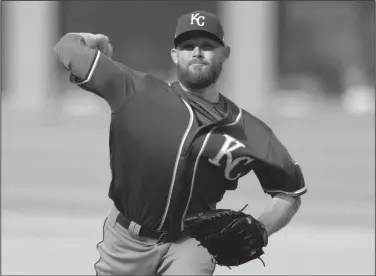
[157,98,195,230]
[76,50,101,85]
[180,107,243,230]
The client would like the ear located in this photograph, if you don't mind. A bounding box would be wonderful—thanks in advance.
[170,48,178,65]
[221,45,231,61]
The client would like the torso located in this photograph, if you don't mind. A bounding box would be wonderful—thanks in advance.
[108,78,264,233]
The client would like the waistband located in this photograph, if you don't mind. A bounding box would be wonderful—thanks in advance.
[107,203,179,243]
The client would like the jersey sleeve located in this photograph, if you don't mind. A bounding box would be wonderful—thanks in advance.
[254,131,307,197]
[242,111,307,197]
[53,33,145,112]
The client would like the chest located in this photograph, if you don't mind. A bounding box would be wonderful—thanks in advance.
[189,129,256,182]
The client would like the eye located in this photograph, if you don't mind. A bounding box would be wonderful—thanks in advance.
[179,43,195,51]
[201,43,215,51]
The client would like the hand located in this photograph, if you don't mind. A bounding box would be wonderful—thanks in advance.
[76,33,113,57]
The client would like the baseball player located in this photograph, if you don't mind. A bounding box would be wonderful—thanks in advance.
[53,10,307,275]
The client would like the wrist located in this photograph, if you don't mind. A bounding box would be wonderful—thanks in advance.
[257,215,273,237]
[257,195,300,237]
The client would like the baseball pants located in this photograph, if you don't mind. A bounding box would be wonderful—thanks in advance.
[94,204,216,275]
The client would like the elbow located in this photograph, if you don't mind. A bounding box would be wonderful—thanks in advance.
[53,33,84,70]
[293,196,302,214]
[53,33,82,54]
[52,43,67,70]
[53,33,72,53]
[283,195,301,226]
[52,38,63,59]
[275,193,302,215]
[53,34,72,65]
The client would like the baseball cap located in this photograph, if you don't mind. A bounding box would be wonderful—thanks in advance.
[173,11,225,47]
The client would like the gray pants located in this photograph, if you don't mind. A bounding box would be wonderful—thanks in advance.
[94,204,216,275]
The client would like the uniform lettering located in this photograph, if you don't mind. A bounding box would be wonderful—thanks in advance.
[224,156,254,180]
[209,134,254,180]
[191,13,205,27]
[208,134,245,166]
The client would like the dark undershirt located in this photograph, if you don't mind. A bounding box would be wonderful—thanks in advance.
[184,92,228,126]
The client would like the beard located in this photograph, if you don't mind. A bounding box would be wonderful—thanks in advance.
[177,60,222,90]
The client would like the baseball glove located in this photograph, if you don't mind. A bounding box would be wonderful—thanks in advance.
[184,205,268,267]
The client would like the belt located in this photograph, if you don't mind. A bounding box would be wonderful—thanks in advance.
[116,212,175,243]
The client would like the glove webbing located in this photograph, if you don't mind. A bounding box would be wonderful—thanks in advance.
[196,204,267,268]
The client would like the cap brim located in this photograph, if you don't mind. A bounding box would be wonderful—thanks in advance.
[174,30,224,47]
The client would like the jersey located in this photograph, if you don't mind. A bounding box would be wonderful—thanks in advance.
[53,33,307,236]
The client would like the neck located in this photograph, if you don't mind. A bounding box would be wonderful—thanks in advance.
[179,82,219,103]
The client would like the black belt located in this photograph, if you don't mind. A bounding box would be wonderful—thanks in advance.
[116,212,176,243]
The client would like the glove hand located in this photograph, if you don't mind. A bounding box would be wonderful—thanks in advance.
[185,209,269,267]
[76,33,113,57]
[246,216,268,246]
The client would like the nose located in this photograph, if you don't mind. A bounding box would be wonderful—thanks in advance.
[192,46,203,57]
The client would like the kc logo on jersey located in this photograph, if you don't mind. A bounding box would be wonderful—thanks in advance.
[208,134,254,180]
[191,13,205,26]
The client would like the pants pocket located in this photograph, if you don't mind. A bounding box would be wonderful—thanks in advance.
[94,218,160,275]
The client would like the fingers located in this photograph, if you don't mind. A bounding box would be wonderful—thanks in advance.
[95,34,109,43]
[106,43,114,57]
[76,33,113,57]
[96,37,113,57]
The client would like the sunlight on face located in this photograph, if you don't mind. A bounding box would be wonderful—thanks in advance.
[173,35,227,90]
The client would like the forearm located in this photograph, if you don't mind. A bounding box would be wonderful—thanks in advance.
[53,33,129,111]
[257,194,301,237]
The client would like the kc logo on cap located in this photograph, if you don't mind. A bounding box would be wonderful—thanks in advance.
[190,13,205,27]
[174,10,225,46]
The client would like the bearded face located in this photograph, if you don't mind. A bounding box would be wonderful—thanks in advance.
[171,33,228,90]
[176,57,223,90]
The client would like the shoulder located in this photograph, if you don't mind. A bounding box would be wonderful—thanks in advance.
[220,94,273,134]
[113,62,171,90]
[113,61,147,82]
[241,109,272,133]
[128,69,177,97]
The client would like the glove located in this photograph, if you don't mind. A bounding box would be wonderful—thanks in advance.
[77,33,113,57]
[184,206,268,267]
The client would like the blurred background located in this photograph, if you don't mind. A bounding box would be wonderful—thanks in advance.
[1,1,375,275]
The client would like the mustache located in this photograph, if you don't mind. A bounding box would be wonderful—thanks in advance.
[189,59,209,65]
